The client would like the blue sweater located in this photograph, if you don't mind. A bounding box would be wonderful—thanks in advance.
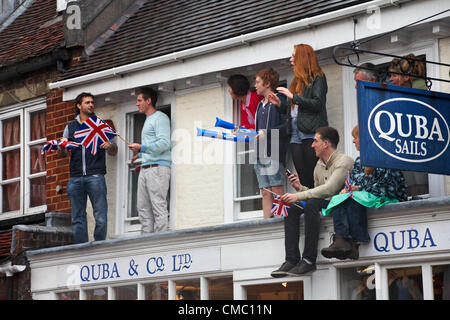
[139,111,171,167]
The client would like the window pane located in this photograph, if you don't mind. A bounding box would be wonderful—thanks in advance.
[2,182,20,212]
[432,264,450,300]
[30,110,46,141]
[208,276,233,300]
[2,116,20,147]
[30,177,46,208]
[2,150,20,180]
[127,165,139,218]
[85,288,108,300]
[339,265,376,300]
[246,281,303,300]
[58,291,79,300]
[388,266,423,300]
[175,279,200,300]
[114,285,137,300]
[30,144,46,174]
[144,282,168,300]
[240,198,262,212]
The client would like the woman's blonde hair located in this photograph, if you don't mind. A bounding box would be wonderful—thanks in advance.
[289,44,324,97]
[352,125,374,175]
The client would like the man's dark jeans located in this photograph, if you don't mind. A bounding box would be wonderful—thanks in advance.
[332,198,370,243]
[67,174,108,244]
[284,198,329,264]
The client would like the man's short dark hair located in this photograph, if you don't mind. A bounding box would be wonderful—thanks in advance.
[227,74,250,97]
[316,126,339,149]
[136,87,158,106]
[74,92,94,115]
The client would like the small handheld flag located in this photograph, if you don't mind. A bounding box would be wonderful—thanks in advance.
[74,115,117,155]
[41,140,82,154]
[271,194,290,217]
[345,172,353,197]
[41,140,60,154]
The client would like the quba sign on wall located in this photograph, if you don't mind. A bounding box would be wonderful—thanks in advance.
[357,81,450,174]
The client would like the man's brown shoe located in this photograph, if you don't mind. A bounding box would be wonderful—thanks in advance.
[347,242,360,260]
[321,234,353,260]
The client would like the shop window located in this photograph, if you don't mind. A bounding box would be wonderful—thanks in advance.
[208,276,233,300]
[144,282,168,300]
[114,285,137,300]
[58,291,79,300]
[388,266,423,300]
[175,279,200,300]
[0,105,46,217]
[85,288,108,300]
[432,264,450,300]
[245,281,303,300]
[339,265,376,300]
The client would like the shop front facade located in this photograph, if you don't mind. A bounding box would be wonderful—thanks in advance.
[28,197,450,300]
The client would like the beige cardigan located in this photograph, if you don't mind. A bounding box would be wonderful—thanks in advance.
[296,150,354,201]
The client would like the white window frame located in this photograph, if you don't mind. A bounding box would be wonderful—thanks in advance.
[225,70,294,222]
[0,99,47,220]
[342,39,446,198]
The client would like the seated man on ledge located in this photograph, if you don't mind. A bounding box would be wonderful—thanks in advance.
[271,126,353,277]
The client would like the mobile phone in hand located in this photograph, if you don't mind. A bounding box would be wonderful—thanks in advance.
[285,169,292,177]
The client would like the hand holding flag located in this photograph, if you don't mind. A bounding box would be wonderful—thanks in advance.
[74,115,118,155]
[271,194,290,217]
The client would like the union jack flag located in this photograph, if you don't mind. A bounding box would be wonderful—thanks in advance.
[41,140,81,154]
[271,194,290,217]
[345,172,353,197]
[74,116,117,155]
[41,140,60,154]
[60,140,81,150]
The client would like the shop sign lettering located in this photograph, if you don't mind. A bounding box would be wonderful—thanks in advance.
[58,248,220,287]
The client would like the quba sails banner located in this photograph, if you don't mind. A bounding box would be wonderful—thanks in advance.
[357,81,450,175]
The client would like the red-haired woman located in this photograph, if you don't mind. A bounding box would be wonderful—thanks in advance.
[269,44,328,188]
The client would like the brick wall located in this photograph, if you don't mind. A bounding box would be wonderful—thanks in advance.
[45,89,74,213]
[10,226,73,300]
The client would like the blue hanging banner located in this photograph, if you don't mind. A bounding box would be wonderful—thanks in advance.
[357,81,450,175]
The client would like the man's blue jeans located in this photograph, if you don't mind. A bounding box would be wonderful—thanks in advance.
[332,198,370,243]
[67,175,108,244]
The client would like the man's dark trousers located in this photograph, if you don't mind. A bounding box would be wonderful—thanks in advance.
[284,198,329,264]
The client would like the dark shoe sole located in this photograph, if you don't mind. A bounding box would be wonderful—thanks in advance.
[270,271,289,278]
[321,248,352,260]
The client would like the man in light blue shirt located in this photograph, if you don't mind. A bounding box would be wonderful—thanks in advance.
[129,87,171,233]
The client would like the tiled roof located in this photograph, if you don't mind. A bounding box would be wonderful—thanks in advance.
[0,0,64,68]
[61,0,372,80]
[0,230,12,257]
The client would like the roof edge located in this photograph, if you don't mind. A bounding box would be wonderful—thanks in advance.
[50,0,412,90]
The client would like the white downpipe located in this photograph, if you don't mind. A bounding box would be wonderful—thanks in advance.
[49,0,411,90]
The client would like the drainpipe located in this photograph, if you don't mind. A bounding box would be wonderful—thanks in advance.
[49,0,412,90]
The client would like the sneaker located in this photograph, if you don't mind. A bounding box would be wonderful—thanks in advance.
[270,261,296,278]
[286,260,316,276]
[321,234,353,260]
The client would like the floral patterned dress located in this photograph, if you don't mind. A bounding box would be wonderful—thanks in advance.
[322,157,407,216]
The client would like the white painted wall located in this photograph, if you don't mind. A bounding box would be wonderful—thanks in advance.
[173,86,225,229]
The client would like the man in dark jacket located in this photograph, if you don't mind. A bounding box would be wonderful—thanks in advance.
[59,92,117,244]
